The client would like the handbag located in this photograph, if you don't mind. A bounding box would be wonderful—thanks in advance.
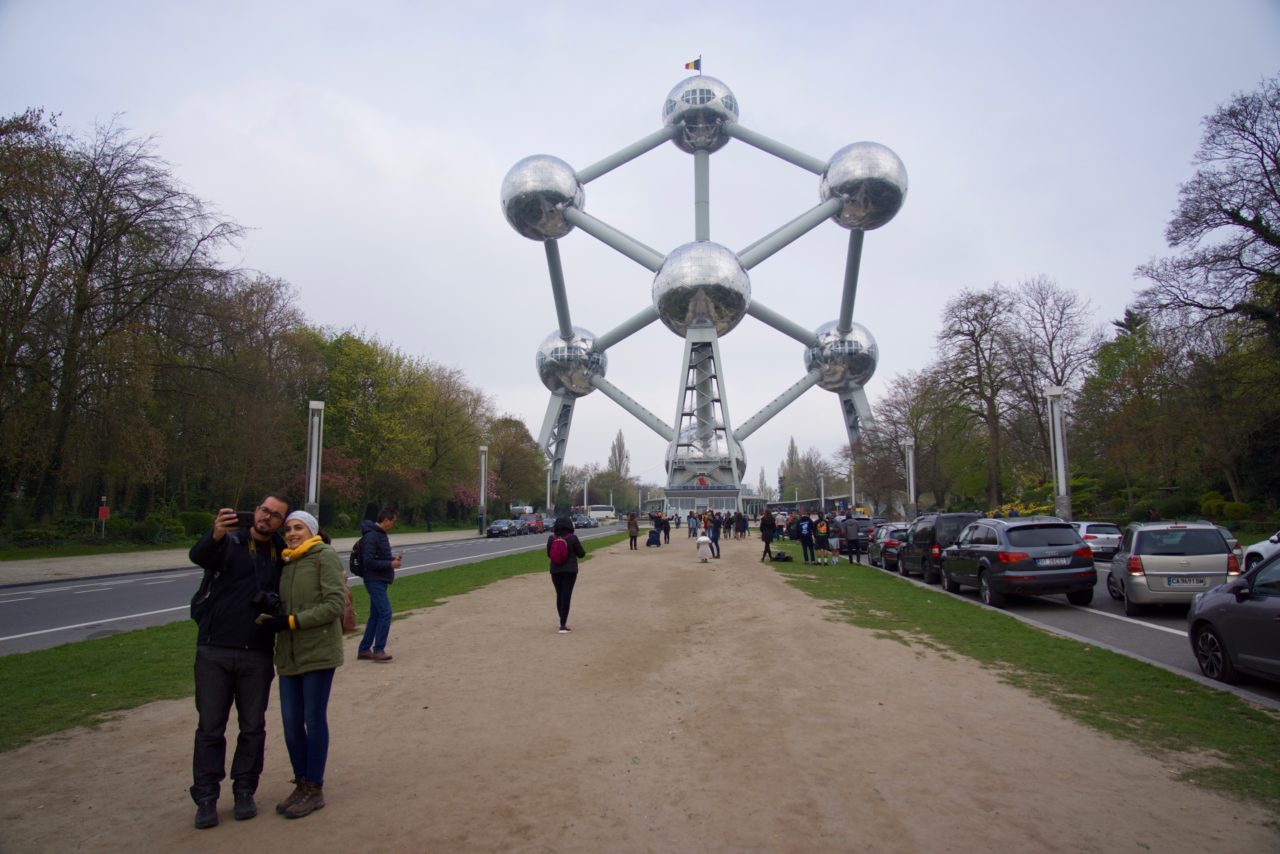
[313,553,358,633]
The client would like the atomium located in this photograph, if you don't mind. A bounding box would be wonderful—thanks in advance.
[505,73,907,513]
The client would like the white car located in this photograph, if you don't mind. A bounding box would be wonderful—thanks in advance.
[1243,529,1280,571]
[1070,521,1122,561]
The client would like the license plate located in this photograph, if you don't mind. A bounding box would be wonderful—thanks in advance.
[1167,577,1206,587]
[1037,557,1070,567]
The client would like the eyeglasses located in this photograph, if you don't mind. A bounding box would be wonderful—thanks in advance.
[257,505,285,522]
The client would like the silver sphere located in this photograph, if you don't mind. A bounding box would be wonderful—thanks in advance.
[820,142,908,230]
[665,424,747,479]
[662,75,739,154]
[535,327,606,397]
[652,242,751,338]
[501,155,584,240]
[805,320,879,392]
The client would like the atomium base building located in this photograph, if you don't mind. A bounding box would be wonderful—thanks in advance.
[502,75,906,516]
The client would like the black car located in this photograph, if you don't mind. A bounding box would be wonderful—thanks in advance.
[898,512,982,582]
[867,525,908,570]
[941,517,1096,608]
[486,519,519,538]
[1187,551,1280,685]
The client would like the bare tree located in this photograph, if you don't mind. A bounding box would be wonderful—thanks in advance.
[606,429,630,478]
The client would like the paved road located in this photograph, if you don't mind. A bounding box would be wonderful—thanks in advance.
[0,525,621,656]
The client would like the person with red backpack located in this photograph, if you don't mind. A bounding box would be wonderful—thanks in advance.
[547,517,586,634]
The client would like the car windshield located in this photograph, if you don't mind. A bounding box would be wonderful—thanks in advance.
[1137,529,1227,556]
[1007,525,1080,547]
[1088,524,1122,536]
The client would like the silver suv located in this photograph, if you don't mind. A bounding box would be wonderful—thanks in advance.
[1108,521,1240,616]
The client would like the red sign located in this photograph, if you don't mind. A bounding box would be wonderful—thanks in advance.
[98,505,110,521]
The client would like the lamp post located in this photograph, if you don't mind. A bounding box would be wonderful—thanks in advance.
[819,475,825,512]
[1045,386,1072,521]
[904,438,917,519]
[849,458,856,513]
[304,401,325,518]
[478,445,488,535]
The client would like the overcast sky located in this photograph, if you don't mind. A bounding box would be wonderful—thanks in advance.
[3,0,1278,494]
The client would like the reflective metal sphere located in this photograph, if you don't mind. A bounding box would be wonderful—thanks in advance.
[535,327,606,397]
[652,242,750,337]
[805,320,879,392]
[665,424,747,479]
[662,76,739,154]
[501,155,584,240]
[820,142,908,230]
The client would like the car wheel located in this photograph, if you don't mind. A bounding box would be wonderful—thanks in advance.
[923,561,940,585]
[940,563,960,593]
[1123,585,1143,617]
[1106,572,1123,601]
[886,556,898,572]
[899,559,912,577]
[1066,589,1093,606]
[979,571,1006,608]
[1192,624,1239,684]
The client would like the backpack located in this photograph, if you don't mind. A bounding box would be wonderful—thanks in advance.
[816,520,828,535]
[348,538,364,577]
[549,534,570,567]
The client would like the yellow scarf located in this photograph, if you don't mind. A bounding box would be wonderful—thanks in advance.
[282,535,324,562]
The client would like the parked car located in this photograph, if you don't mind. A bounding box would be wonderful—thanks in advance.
[486,519,519,538]
[839,515,877,558]
[572,514,597,529]
[867,525,908,570]
[520,513,545,534]
[941,517,1096,608]
[1069,521,1122,561]
[1212,525,1243,564]
[1108,521,1240,616]
[1187,551,1280,685]
[1242,529,1280,571]
[511,518,530,535]
[898,512,982,582]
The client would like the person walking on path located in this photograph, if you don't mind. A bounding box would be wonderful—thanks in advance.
[548,517,587,633]
[661,515,671,544]
[627,513,639,550]
[709,513,722,559]
[356,510,401,663]
[759,511,776,561]
[256,511,345,820]
[797,514,816,564]
[687,511,698,537]
[187,494,290,829]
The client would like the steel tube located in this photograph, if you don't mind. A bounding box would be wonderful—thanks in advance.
[562,207,666,271]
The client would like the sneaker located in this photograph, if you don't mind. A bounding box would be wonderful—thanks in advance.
[194,800,218,829]
[558,626,572,634]
[233,792,257,821]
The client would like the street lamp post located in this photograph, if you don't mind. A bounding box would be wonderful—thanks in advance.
[1045,386,1072,521]
[304,400,325,518]
[819,475,825,512]
[478,445,488,535]
[904,438,917,519]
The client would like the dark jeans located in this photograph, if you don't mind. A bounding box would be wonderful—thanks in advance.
[800,536,815,563]
[192,645,275,803]
[761,532,773,559]
[359,580,392,653]
[278,668,336,786]
[551,570,577,628]
[709,535,720,558]
[629,535,637,549]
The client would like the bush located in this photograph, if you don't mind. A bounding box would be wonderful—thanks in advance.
[1220,501,1251,519]
[103,516,134,541]
[1200,491,1226,519]
[177,511,213,536]
[336,512,351,530]
[9,528,62,547]
[1155,495,1199,520]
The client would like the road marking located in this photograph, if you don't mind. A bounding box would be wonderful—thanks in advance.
[142,578,186,585]
[1068,604,1187,636]
[72,587,114,595]
[0,605,188,643]
[0,597,34,604]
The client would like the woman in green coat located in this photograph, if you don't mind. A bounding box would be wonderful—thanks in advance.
[256,510,345,819]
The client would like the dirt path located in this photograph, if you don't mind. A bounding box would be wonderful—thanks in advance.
[1,538,1275,852]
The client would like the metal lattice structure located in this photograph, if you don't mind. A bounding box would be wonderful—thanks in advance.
[501,75,907,514]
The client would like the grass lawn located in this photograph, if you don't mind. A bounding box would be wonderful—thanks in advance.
[766,539,1280,819]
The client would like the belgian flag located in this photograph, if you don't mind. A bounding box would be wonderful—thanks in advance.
[684,57,701,71]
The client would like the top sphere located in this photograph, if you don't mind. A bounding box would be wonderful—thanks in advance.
[662,76,739,154]
[501,155,584,240]
[820,142,908,230]
[652,242,751,337]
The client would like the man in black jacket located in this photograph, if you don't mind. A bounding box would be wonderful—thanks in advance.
[187,494,289,829]
[356,509,401,663]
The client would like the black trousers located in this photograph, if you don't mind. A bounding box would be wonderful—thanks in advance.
[191,644,275,803]
[551,570,578,628]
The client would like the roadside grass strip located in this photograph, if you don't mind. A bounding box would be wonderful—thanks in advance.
[0,533,626,753]
[766,540,1280,819]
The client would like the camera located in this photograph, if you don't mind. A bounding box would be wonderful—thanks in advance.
[252,590,282,615]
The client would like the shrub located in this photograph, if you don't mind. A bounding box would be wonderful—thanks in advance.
[336,512,351,530]
[1220,501,1251,520]
[177,511,213,536]
[1200,491,1226,518]
[10,528,62,547]
[1155,495,1199,520]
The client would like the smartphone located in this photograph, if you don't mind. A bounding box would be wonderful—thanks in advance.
[235,510,255,528]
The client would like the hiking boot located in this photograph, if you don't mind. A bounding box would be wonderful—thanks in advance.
[275,780,305,815]
[357,651,373,660]
[233,792,257,821]
[194,799,218,829]
[283,782,325,819]
[367,651,393,662]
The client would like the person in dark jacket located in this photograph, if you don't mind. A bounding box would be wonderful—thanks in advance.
[759,511,776,562]
[357,509,401,662]
[547,516,587,633]
[187,493,289,829]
